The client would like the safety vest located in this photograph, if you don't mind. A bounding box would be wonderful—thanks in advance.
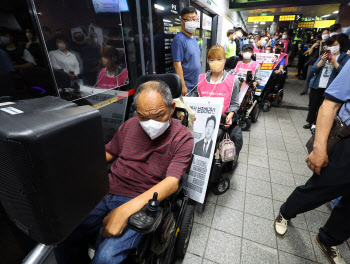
[293,36,302,45]
[225,39,237,58]
[235,61,259,76]
[280,40,289,54]
[253,43,261,53]
[198,72,236,114]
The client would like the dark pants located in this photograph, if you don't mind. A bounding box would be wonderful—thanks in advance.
[281,137,350,247]
[302,65,313,93]
[306,88,326,125]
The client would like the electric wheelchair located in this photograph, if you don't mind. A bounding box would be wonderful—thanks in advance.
[121,73,196,263]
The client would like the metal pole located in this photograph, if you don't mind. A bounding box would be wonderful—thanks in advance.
[136,0,146,75]
[147,0,156,74]
[22,244,53,264]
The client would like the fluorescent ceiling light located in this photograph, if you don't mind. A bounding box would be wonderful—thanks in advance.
[321,14,331,17]
[154,4,164,10]
[163,19,171,23]
[333,10,339,13]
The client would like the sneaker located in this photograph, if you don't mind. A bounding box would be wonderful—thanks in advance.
[311,124,316,134]
[303,123,312,129]
[274,211,289,237]
[315,235,347,264]
[300,92,307,95]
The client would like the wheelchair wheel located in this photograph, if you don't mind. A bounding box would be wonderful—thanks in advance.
[238,118,251,131]
[251,105,260,123]
[272,89,283,107]
[174,200,195,259]
[263,101,270,112]
[212,177,230,195]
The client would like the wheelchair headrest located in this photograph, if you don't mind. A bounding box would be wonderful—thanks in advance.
[135,73,182,99]
[225,56,241,70]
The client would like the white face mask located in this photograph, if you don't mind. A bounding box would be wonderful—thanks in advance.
[184,21,198,34]
[26,33,33,40]
[249,39,254,43]
[261,40,267,47]
[329,45,340,54]
[243,52,252,60]
[330,32,339,37]
[140,119,170,140]
[282,34,287,40]
[57,43,66,51]
[274,36,279,40]
[322,34,330,40]
[266,50,271,53]
[236,32,243,38]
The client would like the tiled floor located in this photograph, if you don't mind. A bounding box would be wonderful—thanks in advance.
[183,70,350,264]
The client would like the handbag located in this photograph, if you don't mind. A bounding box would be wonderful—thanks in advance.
[218,132,236,162]
[306,116,350,155]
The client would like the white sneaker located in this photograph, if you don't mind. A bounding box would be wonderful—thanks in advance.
[315,235,347,264]
[274,211,289,237]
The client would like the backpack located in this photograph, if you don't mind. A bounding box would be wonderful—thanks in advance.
[218,132,236,162]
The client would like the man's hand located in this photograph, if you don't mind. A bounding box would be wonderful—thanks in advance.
[102,203,131,238]
[253,81,258,88]
[182,86,188,96]
[305,149,328,175]
[275,70,281,74]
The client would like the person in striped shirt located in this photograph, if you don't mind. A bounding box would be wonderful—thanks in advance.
[55,80,194,264]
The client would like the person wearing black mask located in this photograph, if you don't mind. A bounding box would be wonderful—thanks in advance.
[70,27,101,86]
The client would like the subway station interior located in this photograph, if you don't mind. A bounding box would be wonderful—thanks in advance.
[1,0,350,263]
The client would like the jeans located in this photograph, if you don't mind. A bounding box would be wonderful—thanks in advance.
[54,194,144,264]
[302,65,313,93]
[280,137,350,247]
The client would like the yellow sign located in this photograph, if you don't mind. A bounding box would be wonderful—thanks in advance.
[298,22,315,28]
[279,15,296,21]
[314,20,336,28]
[248,16,274,23]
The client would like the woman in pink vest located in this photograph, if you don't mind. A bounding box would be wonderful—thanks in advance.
[96,45,128,89]
[192,45,243,153]
[234,44,262,87]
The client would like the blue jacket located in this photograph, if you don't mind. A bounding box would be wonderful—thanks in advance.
[310,52,350,89]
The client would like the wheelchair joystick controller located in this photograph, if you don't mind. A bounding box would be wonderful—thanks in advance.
[128,192,163,234]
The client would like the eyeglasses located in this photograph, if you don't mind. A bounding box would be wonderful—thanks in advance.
[182,18,199,22]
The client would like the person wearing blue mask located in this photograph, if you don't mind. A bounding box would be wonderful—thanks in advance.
[268,32,280,48]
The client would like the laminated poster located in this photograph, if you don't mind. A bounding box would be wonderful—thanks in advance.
[182,97,224,203]
[254,53,280,96]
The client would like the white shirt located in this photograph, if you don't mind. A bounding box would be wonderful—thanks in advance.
[319,54,340,88]
[49,50,80,75]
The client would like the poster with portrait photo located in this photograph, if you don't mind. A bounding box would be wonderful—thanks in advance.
[182,97,224,203]
[254,53,280,96]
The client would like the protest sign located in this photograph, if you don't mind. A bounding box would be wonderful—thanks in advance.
[182,97,224,203]
[254,53,280,96]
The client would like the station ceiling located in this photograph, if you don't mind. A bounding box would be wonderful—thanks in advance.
[240,3,340,32]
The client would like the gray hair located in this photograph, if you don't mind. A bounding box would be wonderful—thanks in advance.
[133,80,173,109]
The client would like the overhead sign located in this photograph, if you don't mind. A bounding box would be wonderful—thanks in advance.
[279,15,295,21]
[298,21,315,28]
[248,15,274,22]
[314,20,336,28]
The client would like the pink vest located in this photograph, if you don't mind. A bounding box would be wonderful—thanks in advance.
[198,73,236,114]
[97,68,128,89]
[280,40,289,54]
[253,43,261,53]
[235,61,259,76]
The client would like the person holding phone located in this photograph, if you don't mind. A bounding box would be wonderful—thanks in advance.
[303,35,350,133]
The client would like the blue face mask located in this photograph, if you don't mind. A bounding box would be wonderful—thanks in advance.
[261,40,267,47]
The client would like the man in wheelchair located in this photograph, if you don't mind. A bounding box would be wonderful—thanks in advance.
[54,80,194,264]
[270,42,287,92]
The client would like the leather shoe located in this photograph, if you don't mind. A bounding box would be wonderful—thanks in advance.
[300,92,307,95]
[303,124,311,129]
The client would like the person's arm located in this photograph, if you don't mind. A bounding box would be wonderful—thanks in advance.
[331,53,349,72]
[223,42,228,54]
[173,62,187,96]
[253,64,262,86]
[306,99,341,175]
[49,51,61,70]
[72,54,80,75]
[171,37,187,96]
[14,49,35,69]
[102,176,180,238]
[313,54,327,73]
